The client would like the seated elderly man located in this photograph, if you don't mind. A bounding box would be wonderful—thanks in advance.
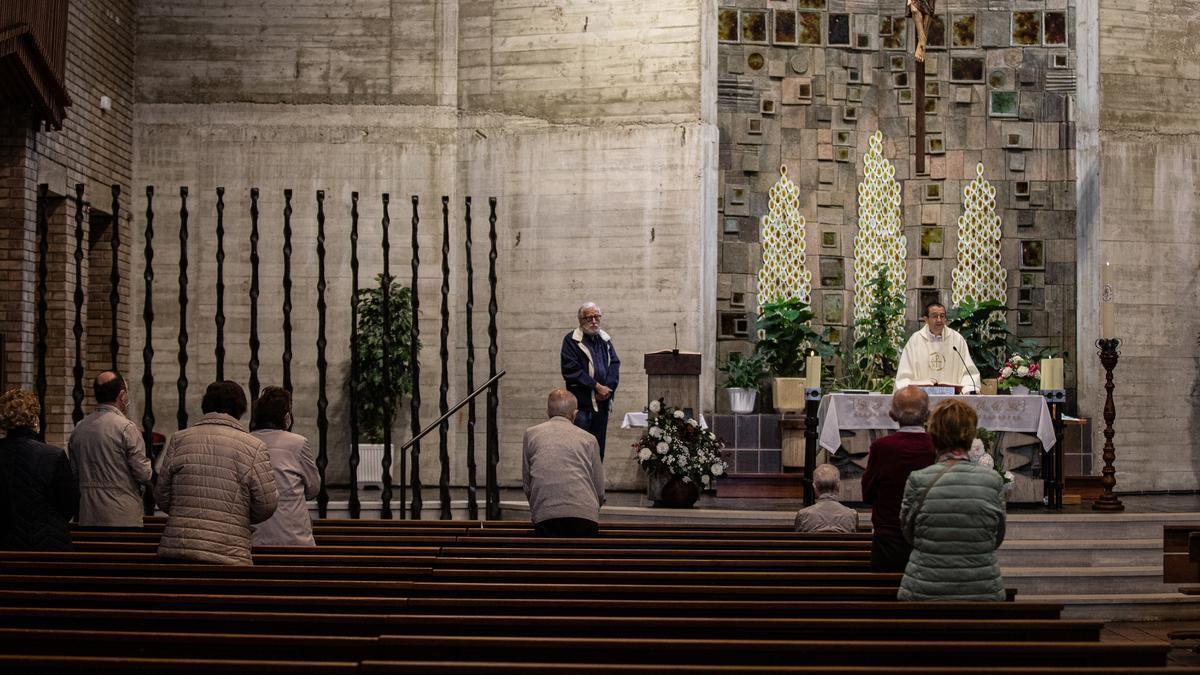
[861,386,937,572]
[522,388,605,537]
[794,464,859,533]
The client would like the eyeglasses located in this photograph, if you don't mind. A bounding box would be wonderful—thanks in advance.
[580,314,602,323]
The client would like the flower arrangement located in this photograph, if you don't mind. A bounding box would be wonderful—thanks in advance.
[972,428,1014,489]
[633,399,728,489]
[997,354,1039,392]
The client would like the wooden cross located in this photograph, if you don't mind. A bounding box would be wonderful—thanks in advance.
[908,0,935,175]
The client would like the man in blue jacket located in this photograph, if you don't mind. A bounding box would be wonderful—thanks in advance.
[561,302,621,459]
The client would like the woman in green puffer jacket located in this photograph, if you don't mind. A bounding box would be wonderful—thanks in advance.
[898,398,1006,601]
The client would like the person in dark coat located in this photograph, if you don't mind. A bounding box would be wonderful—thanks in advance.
[0,388,78,551]
[862,386,936,572]
[561,302,620,459]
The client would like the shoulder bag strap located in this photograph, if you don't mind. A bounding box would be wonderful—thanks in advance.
[904,460,958,540]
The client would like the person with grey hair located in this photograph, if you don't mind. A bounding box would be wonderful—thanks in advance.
[522,389,605,537]
[793,464,859,533]
[862,386,936,572]
[560,302,621,459]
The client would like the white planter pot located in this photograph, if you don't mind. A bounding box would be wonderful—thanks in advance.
[1010,385,1030,396]
[357,443,385,488]
[726,387,757,414]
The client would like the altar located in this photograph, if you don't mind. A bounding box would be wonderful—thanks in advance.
[817,393,1058,504]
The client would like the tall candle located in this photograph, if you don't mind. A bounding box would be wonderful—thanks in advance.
[1039,359,1050,390]
[806,354,822,389]
[1100,261,1115,337]
[1055,359,1065,390]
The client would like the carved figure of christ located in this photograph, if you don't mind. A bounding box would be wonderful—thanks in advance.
[907,0,936,174]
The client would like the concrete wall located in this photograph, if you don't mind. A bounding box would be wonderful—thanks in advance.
[1075,0,1200,491]
[130,0,716,493]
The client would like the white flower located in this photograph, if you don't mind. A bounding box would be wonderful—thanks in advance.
[711,463,724,477]
[648,427,662,439]
[638,447,652,461]
[673,410,685,420]
[687,418,698,428]
[677,455,687,466]
[648,400,661,414]
[1016,365,1029,377]
[701,475,711,486]
[656,441,669,454]
[682,475,693,483]
[1001,366,1013,378]
[706,431,716,440]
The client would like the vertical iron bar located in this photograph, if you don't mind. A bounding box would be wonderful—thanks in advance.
[214,187,225,380]
[438,196,451,520]
[109,185,121,371]
[408,195,421,520]
[348,192,361,519]
[142,187,157,516]
[486,197,500,520]
[248,188,261,409]
[380,194,394,520]
[35,184,48,441]
[315,190,329,518]
[463,197,478,520]
[176,187,189,431]
[71,184,85,425]
[281,190,294,393]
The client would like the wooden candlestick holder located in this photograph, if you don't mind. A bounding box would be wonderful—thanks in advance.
[1092,338,1124,512]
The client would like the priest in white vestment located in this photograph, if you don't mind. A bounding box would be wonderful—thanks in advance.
[894,301,980,393]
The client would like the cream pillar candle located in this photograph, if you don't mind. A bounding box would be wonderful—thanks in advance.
[1100,261,1115,337]
[806,354,822,389]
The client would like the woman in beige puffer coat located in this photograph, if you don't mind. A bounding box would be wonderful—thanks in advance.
[154,381,277,565]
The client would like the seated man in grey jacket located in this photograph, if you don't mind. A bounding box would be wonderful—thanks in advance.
[522,389,605,537]
[794,464,860,533]
[154,381,277,565]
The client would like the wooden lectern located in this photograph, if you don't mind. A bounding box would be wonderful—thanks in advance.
[644,350,702,418]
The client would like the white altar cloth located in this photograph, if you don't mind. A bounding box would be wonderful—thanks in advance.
[817,393,1056,453]
[621,412,708,430]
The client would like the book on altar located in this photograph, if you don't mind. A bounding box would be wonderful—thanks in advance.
[907,381,962,395]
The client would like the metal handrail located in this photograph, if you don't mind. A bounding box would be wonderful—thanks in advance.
[401,370,506,453]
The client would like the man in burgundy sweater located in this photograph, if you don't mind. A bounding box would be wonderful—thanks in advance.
[861,386,936,573]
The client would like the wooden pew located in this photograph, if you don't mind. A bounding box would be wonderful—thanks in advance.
[0,655,358,673]
[0,587,1063,618]
[0,610,1103,641]
[372,635,1170,667]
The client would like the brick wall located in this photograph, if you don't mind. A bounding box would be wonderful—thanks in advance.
[0,0,136,446]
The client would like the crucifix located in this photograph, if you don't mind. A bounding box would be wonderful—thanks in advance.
[907,0,935,175]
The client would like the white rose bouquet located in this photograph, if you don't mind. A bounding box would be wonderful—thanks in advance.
[633,398,727,488]
[997,354,1040,392]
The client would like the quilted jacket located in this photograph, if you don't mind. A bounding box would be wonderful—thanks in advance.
[0,429,78,551]
[898,459,1006,601]
[154,413,278,564]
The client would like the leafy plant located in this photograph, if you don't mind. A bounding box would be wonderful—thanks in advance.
[754,298,837,378]
[348,274,420,443]
[947,299,1011,379]
[848,266,905,388]
[719,352,766,390]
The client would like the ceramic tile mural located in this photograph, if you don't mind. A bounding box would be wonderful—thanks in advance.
[716,0,1078,381]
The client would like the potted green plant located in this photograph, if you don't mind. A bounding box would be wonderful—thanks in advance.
[847,266,904,392]
[347,274,420,487]
[755,298,836,412]
[718,351,765,414]
[947,298,1011,394]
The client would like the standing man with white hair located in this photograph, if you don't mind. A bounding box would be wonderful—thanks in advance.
[561,302,621,459]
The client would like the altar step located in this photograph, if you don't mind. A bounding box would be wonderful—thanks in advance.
[1001,512,1200,621]
[715,472,805,499]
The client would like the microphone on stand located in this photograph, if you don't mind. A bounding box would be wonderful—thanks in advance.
[672,322,679,355]
[952,346,980,395]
